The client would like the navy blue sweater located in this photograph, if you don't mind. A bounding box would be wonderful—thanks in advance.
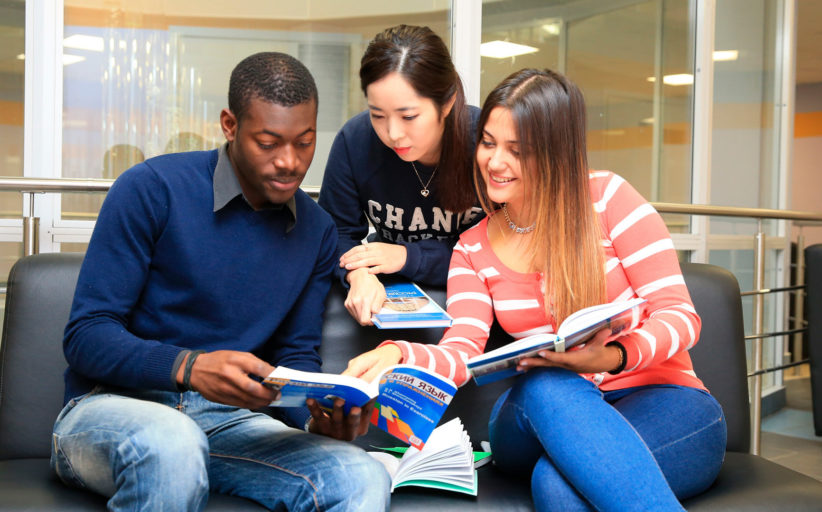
[63,149,337,428]
[318,108,484,286]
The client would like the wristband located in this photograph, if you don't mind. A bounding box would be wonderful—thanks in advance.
[607,342,627,375]
[183,350,206,391]
[171,350,190,392]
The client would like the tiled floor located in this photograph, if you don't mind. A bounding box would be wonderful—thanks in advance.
[761,375,822,481]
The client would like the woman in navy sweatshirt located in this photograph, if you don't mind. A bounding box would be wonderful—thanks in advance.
[319,24,483,325]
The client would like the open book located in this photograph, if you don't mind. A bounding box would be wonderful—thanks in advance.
[264,365,457,449]
[467,297,646,386]
[368,418,486,496]
[372,282,452,329]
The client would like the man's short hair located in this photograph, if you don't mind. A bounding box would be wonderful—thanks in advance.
[228,52,318,122]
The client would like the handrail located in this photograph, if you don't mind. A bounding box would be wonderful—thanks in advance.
[653,202,822,222]
[0,177,113,193]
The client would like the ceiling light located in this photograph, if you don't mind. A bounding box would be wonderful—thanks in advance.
[62,54,86,66]
[713,50,739,61]
[63,34,104,52]
[541,23,561,36]
[480,40,539,59]
[662,73,694,86]
[16,53,25,60]
[645,74,694,86]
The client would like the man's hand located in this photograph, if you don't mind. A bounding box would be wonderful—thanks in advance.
[344,268,386,325]
[340,242,407,275]
[306,397,374,441]
[179,350,278,410]
[342,344,403,383]
[516,329,623,374]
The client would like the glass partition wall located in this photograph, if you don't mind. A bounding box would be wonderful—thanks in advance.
[59,2,452,222]
[0,0,25,284]
[481,0,695,233]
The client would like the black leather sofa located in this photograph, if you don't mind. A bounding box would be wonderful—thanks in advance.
[1,253,822,510]
[805,243,822,437]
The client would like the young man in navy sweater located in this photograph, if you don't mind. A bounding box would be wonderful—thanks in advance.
[51,52,390,511]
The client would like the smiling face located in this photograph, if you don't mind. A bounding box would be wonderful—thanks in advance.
[220,97,317,208]
[477,106,527,213]
[365,72,454,166]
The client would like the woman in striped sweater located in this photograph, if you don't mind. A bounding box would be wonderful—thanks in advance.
[345,69,726,511]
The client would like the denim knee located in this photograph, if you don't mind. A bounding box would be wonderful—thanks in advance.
[326,450,390,512]
[509,368,599,414]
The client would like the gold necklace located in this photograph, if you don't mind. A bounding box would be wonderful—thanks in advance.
[502,203,535,234]
[410,161,437,198]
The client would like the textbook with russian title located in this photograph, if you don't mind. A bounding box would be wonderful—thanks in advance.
[467,297,647,385]
[264,364,456,450]
[371,282,452,329]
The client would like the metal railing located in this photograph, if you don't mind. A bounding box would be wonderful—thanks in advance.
[3,176,822,455]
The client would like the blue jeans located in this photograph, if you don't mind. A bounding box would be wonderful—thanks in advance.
[50,387,391,511]
[489,368,726,512]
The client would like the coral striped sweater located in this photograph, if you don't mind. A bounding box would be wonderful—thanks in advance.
[382,171,706,391]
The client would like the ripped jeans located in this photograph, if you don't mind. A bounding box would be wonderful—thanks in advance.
[489,368,726,512]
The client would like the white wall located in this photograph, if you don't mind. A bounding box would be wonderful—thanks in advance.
[791,82,822,247]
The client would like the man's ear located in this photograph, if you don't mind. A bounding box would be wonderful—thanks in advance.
[220,108,238,142]
[441,92,457,120]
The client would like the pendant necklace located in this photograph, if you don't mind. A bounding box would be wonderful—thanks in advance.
[411,161,437,198]
[502,203,535,234]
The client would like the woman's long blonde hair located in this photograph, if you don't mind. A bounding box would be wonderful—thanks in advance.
[474,69,605,324]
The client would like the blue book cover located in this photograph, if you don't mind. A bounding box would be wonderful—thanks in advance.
[467,298,646,386]
[372,282,452,329]
[264,365,457,449]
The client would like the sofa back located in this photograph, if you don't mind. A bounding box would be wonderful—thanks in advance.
[680,262,750,453]
[0,253,83,460]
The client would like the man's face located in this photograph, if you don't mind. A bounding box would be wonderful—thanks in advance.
[220,97,317,208]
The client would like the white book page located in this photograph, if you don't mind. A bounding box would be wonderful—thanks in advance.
[557,297,646,338]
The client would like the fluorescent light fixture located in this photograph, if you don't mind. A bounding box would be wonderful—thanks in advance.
[63,34,104,52]
[713,50,739,61]
[662,73,693,85]
[480,40,539,59]
[645,74,694,86]
[62,54,86,66]
[541,23,561,36]
[16,53,24,60]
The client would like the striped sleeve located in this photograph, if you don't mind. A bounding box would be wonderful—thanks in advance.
[596,172,702,373]
[382,237,494,387]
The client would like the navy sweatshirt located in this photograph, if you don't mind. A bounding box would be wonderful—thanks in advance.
[318,107,484,286]
[63,148,337,428]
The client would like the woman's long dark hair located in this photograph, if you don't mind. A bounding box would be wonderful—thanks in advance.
[476,69,605,324]
[360,25,475,213]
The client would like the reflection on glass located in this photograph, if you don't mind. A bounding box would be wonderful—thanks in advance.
[0,0,25,219]
[711,0,782,236]
[481,0,694,234]
[61,2,451,219]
